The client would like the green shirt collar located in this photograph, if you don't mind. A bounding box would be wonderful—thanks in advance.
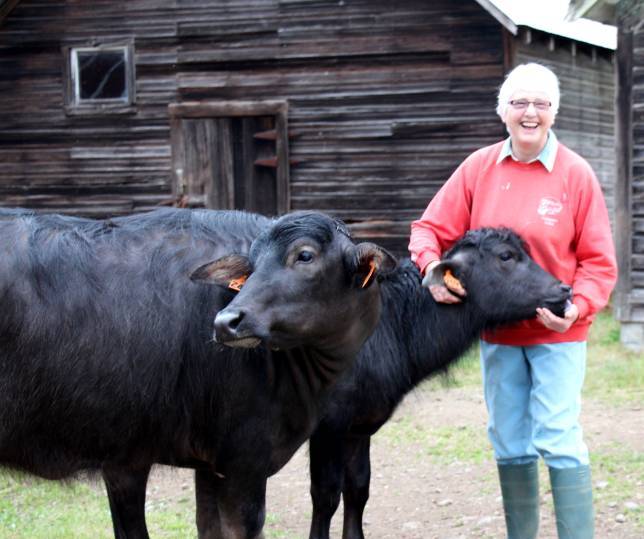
[496,130,558,172]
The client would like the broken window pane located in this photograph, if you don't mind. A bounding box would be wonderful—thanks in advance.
[74,49,128,101]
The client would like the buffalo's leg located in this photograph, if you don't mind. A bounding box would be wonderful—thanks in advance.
[196,468,223,538]
[341,436,371,539]
[102,463,151,539]
[308,427,347,539]
[218,478,267,539]
[196,468,267,539]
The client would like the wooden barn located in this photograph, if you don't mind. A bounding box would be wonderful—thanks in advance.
[569,0,644,350]
[0,0,616,259]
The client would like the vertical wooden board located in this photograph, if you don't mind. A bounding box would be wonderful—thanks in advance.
[213,117,235,209]
[202,119,217,209]
[614,27,634,320]
[182,119,214,206]
[238,117,254,210]
[169,115,186,200]
[180,119,201,202]
[274,106,290,215]
[249,116,278,216]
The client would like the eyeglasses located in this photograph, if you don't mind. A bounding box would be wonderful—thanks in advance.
[508,99,552,111]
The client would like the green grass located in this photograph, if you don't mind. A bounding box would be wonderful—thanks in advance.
[264,514,301,539]
[0,472,114,539]
[583,311,644,405]
[0,470,200,538]
[0,471,297,538]
[425,344,482,389]
[378,414,489,464]
[592,446,644,527]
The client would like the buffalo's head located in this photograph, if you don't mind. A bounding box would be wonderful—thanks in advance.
[426,228,571,323]
[192,212,396,358]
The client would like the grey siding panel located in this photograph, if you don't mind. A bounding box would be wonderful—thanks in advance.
[627,18,644,319]
[0,0,177,215]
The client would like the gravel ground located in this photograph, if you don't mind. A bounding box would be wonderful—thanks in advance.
[148,385,643,538]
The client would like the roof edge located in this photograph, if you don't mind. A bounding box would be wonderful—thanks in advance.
[567,0,601,19]
[479,0,616,50]
[474,0,518,34]
[566,0,618,24]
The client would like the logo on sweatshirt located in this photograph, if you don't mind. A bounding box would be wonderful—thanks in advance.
[537,197,563,226]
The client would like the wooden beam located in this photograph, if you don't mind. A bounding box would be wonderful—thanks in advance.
[168,101,288,119]
[274,104,290,215]
[503,27,516,73]
[614,27,633,321]
[253,129,297,141]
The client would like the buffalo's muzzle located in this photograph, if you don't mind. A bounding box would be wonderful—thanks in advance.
[213,309,261,348]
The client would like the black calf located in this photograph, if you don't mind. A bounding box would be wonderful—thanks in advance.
[307,227,571,539]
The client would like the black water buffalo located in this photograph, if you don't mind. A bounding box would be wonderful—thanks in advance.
[307,227,572,539]
[0,207,395,539]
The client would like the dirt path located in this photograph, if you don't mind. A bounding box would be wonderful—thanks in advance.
[148,386,643,538]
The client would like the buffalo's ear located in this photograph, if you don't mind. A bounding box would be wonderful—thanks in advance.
[422,259,467,296]
[190,254,252,290]
[348,242,397,289]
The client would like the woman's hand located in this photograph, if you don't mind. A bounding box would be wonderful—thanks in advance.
[536,303,579,333]
[423,260,463,304]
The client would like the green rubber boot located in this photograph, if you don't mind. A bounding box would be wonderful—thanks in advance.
[549,465,595,539]
[498,461,540,539]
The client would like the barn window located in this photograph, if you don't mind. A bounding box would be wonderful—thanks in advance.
[64,43,135,114]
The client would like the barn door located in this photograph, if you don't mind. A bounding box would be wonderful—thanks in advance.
[169,101,290,215]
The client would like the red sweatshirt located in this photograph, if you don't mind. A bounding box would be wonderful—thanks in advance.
[409,139,617,345]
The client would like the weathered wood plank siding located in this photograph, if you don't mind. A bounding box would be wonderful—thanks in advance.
[619,6,644,324]
[0,0,177,216]
[632,25,644,302]
[0,1,616,257]
[176,0,506,253]
[0,0,505,253]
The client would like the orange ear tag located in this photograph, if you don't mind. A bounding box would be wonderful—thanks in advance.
[228,276,247,292]
[361,260,377,289]
[443,269,464,294]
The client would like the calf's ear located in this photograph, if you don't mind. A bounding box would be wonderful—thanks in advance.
[190,254,252,290]
[349,242,397,289]
[422,259,467,296]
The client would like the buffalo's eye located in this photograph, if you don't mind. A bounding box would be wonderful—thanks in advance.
[499,251,513,262]
[296,250,315,263]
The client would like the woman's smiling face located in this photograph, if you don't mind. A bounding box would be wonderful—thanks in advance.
[502,90,555,161]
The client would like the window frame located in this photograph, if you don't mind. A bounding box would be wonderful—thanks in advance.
[63,41,136,115]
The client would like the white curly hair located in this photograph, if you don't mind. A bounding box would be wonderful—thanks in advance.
[496,63,560,118]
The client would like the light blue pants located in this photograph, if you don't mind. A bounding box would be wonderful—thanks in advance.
[480,341,589,469]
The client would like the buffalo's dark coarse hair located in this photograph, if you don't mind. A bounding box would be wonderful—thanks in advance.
[445,226,531,258]
[1,207,396,539]
[0,207,270,481]
[249,211,352,263]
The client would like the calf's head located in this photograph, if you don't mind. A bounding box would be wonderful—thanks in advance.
[428,228,571,323]
[192,212,396,357]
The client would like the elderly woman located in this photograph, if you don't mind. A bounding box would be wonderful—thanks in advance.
[409,63,617,539]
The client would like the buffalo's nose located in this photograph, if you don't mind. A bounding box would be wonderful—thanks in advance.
[560,284,572,299]
[214,309,245,341]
